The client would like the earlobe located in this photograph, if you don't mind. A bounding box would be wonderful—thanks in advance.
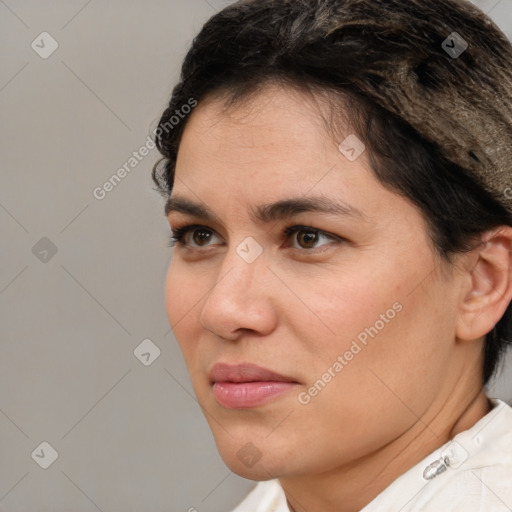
[456,227,512,341]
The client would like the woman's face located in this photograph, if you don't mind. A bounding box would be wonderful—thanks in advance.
[164,85,466,479]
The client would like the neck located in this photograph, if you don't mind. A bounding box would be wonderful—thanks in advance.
[281,388,491,512]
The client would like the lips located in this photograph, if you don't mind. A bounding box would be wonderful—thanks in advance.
[209,362,300,409]
[208,362,297,384]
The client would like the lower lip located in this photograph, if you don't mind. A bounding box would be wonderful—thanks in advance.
[212,381,298,408]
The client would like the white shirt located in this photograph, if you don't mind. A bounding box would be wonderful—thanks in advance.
[231,398,512,511]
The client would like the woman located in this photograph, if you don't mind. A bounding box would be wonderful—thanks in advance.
[152,0,512,510]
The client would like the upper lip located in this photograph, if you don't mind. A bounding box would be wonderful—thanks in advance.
[209,362,298,384]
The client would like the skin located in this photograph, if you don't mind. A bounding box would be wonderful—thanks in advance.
[164,84,512,512]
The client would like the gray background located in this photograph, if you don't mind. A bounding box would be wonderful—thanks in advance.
[1,1,511,511]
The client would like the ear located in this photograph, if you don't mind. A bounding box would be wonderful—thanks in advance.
[456,227,512,341]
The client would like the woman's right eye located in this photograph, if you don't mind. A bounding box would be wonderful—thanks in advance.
[168,225,222,248]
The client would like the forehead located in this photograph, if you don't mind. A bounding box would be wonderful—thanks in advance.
[175,84,370,189]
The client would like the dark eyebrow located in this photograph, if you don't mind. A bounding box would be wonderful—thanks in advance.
[165,195,366,222]
[165,196,218,219]
[252,196,366,223]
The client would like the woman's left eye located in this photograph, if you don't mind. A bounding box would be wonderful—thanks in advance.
[284,226,341,250]
[168,224,342,251]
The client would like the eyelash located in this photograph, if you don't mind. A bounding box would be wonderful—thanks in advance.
[168,223,343,252]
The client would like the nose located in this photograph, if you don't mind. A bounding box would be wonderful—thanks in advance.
[198,248,278,341]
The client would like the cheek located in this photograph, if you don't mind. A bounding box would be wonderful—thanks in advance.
[288,267,389,354]
[287,278,452,461]
[314,267,454,415]
[164,260,181,326]
[297,250,452,398]
[164,260,201,358]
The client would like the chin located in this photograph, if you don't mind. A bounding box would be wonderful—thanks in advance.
[223,451,288,481]
[212,431,295,480]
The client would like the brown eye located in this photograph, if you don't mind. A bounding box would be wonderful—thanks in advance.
[169,225,222,249]
[192,229,213,246]
[284,225,342,251]
[296,229,319,249]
